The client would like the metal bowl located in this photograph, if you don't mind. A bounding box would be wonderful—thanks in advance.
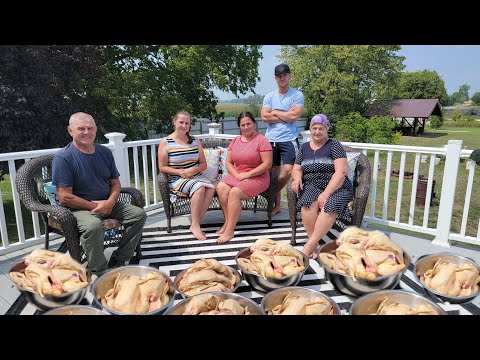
[317,241,411,297]
[235,247,309,293]
[174,265,242,298]
[413,252,480,304]
[166,291,265,315]
[350,290,447,315]
[44,305,108,315]
[9,260,91,312]
[261,286,340,315]
[92,265,175,315]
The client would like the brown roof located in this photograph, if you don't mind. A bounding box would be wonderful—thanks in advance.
[364,99,442,118]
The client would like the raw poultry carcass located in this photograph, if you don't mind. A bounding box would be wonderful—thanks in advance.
[420,259,480,297]
[269,292,334,315]
[101,271,172,314]
[183,294,251,315]
[320,229,406,281]
[138,272,171,312]
[23,249,62,268]
[374,297,438,315]
[336,226,370,247]
[10,250,89,297]
[334,243,377,281]
[250,238,279,254]
[361,231,404,261]
[238,238,305,280]
[178,259,238,296]
[365,249,405,276]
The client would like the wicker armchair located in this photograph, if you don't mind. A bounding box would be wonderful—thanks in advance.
[286,145,371,245]
[15,154,145,263]
[158,137,278,233]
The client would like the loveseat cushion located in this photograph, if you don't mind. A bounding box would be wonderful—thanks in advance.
[202,148,220,182]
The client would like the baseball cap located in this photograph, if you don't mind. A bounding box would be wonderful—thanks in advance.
[311,114,330,129]
[274,64,290,76]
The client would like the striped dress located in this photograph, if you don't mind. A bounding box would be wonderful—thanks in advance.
[166,137,214,196]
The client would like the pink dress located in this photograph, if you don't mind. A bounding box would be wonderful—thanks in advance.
[220,133,272,197]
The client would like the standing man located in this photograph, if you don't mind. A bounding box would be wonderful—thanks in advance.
[52,112,147,275]
[261,63,304,215]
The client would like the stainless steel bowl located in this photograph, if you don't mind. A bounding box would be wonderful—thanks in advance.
[261,286,340,315]
[9,260,91,312]
[92,265,175,315]
[349,290,447,315]
[174,265,242,298]
[166,291,265,315]
[235,247,310,293]
[413,252,480,304]
[44,305,108,315]
[317,241,411,297]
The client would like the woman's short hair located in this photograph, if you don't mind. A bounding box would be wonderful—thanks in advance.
[237,111,256,127]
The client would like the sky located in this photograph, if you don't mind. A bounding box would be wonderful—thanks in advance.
[214,45,480,101]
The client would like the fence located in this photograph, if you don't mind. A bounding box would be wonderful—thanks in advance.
[149,117,308,138]
[0,125,479,256]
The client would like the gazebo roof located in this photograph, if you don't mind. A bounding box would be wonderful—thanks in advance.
[364,99,442,118]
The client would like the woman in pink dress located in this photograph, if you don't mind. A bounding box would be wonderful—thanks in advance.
[216,112,273,243]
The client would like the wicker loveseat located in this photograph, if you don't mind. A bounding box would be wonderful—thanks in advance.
[158,137,278,233]
[15,154,145,263]
[286,145,371,245]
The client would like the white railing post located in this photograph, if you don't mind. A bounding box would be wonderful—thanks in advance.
[208,122,220,136]
[104,132,129,187]
[432,140,463,247]
[300,130,311,143]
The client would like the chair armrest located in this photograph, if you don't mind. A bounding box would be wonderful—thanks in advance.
[351,153,371,227]
[157,172,172,210]
[120,187,145,208]
[286,178,298,222]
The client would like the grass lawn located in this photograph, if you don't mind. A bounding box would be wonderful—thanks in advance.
[364,126,479,238]
[400,126,480,149]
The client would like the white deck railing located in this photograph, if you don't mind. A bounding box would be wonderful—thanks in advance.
[0,124,478,256]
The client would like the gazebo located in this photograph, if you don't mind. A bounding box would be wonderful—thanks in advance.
[364,99,442,136]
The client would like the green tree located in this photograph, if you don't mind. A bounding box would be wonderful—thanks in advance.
[458,84,470,101]
[471,92,480,105]
[0,45,108,177]
[392,70,449,106]
[336,112,400,144]
[92,45,262,139]
[450,92,463,104]
[279,45,405,122]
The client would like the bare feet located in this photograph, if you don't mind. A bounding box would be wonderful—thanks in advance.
[302,244,320,260]
[217,232,234,243]
[190,226,207,240]
[216,225,226,234]
[271,207,282,216]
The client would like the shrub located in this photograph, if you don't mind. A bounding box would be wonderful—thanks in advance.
[451,110,462,122]
[430,115,444,129]
[336,112,400,145]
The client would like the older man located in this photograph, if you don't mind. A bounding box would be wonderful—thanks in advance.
[52,112,147,275]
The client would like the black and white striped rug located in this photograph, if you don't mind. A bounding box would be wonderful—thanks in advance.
[8,219,480,315]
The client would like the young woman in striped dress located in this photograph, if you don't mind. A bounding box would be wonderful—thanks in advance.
[158,110,215,240]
